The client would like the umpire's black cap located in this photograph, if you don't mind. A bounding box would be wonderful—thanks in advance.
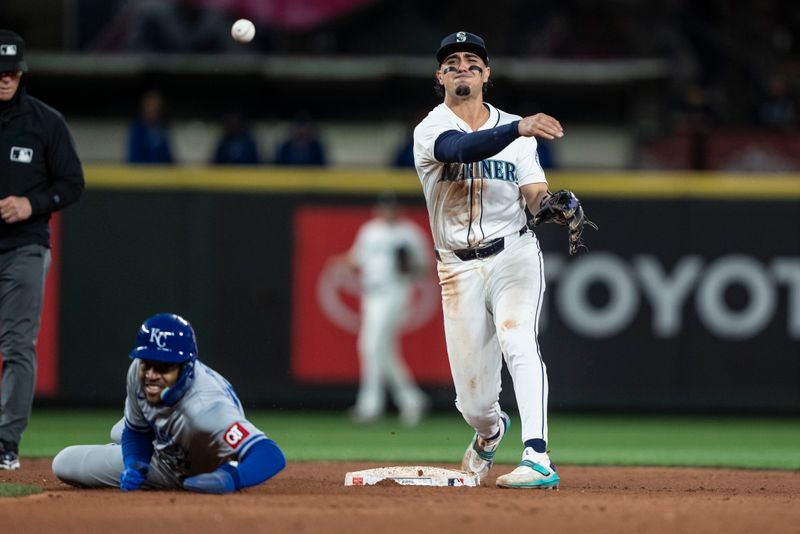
[436,31,489,66]
[0,30,27,73]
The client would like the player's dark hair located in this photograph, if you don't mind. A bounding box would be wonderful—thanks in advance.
[434,77,492,97]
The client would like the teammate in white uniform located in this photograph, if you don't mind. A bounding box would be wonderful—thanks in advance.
[413,31,563,488]
[336,193,431,426]
[52,313,285,493]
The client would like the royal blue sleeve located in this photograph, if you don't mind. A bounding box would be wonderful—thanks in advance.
[235,438,286,488]
[433,121,520,163]
[121,424,154,469]
[182,438,286,494]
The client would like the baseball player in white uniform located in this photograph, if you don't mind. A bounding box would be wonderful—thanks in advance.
[52,313,286,493]
[337,193,431,426]
[413,31,563,488]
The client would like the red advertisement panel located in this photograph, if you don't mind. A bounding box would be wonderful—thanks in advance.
[291,205,452,384]
[36,212,61,396]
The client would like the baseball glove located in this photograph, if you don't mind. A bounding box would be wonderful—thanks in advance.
[396,244,413,275]
[530,189,598,255]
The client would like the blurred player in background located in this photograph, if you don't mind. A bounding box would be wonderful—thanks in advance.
[413,31,566,488]
[52,313,285,493]
[332,193,432,426]
[0,30,85,470]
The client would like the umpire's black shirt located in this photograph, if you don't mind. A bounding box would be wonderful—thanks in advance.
[0,83,84,251]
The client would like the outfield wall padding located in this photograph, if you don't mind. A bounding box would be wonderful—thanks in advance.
[51,167,800,412]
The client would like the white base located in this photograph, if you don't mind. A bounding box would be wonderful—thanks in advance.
[344,466,479,487]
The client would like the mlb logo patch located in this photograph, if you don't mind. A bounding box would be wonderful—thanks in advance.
[10,147,33,163]
[0,44,18,56]
[223,422,250,448]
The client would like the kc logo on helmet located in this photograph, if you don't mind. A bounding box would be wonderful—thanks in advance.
[224,422,250,448]
[149,328,174,348]
[456,32,466,42]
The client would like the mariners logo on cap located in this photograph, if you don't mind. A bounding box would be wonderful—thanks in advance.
[0,44,18,56]
[456,32,467,42]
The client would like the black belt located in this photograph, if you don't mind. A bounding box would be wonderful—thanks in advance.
[437,226,527,262]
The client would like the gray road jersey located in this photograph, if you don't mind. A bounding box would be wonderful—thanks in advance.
[124,359,266,478]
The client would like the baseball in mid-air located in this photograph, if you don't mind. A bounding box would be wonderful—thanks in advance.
[231,19,255,43]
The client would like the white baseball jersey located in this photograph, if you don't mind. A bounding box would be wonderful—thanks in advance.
[413,102,547,250]
[124,360,266,478]
[349,218,430,291]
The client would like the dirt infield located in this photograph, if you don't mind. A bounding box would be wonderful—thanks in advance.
[1,459,798,534]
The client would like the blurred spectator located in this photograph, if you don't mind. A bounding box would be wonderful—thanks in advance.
[669,84,717,170]
[211,108,261,165]
[536,139,556,170]
[124,0,235,53]
[275,112,327,166]
[392,134,415,168]
[127,90,175,164]
[758,72,797,130]
[392,112,429,168]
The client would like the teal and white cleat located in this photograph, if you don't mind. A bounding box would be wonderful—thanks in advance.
[461,411,511,484]
[496,449,560,489]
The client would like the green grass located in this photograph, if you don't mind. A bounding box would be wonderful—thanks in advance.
[0,483,42,497]
[21,410,800,470]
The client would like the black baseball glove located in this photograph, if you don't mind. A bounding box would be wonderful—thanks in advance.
[396,245,413,274]
[530,189,598,255]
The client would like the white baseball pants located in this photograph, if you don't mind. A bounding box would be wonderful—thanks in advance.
[437,231,549,443]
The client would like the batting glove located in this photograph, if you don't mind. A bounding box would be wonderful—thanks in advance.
[183,463,241,494]
[119,461,149,491]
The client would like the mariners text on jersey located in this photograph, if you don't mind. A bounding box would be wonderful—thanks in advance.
[443,159,517,182]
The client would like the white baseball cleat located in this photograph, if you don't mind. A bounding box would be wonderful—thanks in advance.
[461,411,510,483]
[496,447,560,489]
[348,406,383,425]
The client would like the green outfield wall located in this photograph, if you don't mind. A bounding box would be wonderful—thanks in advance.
[48,167,800,412]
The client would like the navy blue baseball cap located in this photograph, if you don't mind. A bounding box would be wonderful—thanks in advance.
[0,30,27,72]
[436,31,489,66]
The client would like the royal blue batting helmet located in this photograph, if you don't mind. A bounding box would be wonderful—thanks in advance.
[128,313,198,363]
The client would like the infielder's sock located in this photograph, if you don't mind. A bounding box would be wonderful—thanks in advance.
[524,439,547,453]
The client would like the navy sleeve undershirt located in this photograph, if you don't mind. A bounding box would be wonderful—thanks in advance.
[433,120,520,163]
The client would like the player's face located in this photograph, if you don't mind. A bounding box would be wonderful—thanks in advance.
[0,71,22,101]
[437,52,489,98]
[375,203,401,221]
[138,360,181,405]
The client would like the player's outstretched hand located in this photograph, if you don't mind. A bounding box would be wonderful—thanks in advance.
[517,113,563,140]
[119,461,149,491]
[183,464,241,494]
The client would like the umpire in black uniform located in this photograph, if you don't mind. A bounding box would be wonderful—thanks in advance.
[0,30,84,469]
